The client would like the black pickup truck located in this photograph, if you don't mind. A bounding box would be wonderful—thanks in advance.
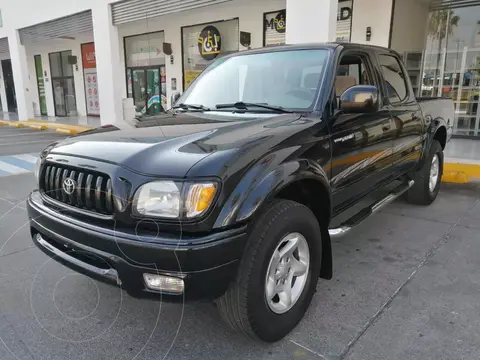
[28,43,453,342]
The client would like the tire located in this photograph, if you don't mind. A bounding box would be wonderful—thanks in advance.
[217,199,322,342]
[405,140,443,205]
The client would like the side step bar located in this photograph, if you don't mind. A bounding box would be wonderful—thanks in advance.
[328,180,414,238]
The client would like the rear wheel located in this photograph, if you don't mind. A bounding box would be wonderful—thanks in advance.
[217,199,322,342]
[405,140,443,205]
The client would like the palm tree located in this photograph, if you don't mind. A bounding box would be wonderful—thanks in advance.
[427,10,460,95]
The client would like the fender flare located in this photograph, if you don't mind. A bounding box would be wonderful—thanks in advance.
[214,158,333,279]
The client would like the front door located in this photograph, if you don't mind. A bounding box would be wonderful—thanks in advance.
[2,59,17,112]
[329,51,395,213]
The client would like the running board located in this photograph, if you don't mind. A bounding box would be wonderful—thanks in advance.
[328,180,414,238]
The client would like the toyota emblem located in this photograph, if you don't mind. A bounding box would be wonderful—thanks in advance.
[63,178,76,195]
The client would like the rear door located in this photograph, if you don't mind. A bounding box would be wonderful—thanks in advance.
[329,50,395,213]
[376,52,424,176]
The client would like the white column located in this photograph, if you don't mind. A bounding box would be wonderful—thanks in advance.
[8,31,34,120]
[0,61,7,113]
[91,3,124,127]
[286,0,338,44]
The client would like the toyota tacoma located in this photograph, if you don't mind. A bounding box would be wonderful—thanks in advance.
[28,43,454,342]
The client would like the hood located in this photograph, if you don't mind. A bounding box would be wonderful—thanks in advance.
[47,112,304,177]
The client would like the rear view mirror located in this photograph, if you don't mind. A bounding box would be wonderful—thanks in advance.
[171,92,181,105]
[340,85,378,113]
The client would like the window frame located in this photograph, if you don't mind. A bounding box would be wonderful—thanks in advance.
[376,52,410,105]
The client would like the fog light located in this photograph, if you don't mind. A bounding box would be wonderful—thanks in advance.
[143,273,184,294]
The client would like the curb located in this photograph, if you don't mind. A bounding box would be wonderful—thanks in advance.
[0,120,92,134]
[442,161,480,184]
[55,128,77,135]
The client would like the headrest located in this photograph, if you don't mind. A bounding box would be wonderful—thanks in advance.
[335,76,356,95]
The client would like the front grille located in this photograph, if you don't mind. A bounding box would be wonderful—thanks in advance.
[41,164,114,215]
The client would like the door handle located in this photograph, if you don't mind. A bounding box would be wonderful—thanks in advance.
[382,124,391,132]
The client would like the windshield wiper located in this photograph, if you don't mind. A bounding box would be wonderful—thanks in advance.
[215,102,293,113]
[173,103,211,111]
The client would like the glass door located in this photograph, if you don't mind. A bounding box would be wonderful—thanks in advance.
[49,50,77,117]
[34,55,47,115]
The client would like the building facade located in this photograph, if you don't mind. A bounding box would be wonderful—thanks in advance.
[0,0,479,137]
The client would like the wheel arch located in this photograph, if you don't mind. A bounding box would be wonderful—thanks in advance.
[419,117,448,168]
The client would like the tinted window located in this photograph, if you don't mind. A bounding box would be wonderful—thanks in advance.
[378,54,407,103]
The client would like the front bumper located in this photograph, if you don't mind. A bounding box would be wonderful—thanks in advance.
[27,190,247,300]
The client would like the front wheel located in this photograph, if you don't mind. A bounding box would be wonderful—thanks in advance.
[405,140,443,205]
[217,199,322,342]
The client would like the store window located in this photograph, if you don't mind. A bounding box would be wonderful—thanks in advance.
[124,31,167,116]
[422,4,480,137]
[263,1,353,47]
[182,19,239,89]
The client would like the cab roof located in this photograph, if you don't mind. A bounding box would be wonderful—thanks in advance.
[220,42,396,58]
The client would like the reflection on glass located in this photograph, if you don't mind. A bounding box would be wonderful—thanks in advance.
[423,6,480,137]
[64,78,77,116]
[53,79,66,116]
[132,69,146,115]
[146,68,161,115]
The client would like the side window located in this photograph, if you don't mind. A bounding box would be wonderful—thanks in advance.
[378,54,408,103]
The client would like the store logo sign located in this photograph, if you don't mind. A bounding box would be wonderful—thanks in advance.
[198,25,221,60]
[338,6,352,21]
[265,10,286,34]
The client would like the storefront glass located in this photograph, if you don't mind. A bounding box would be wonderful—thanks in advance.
[263,1,353,47]
[182,19,239,89]
[124,31,167,115]
[422,5,480,137]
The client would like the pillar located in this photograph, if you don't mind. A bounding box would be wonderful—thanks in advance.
[91,3,124,127]
[286,0,338,44]
[8,31,34,120]
[0,60,8,113]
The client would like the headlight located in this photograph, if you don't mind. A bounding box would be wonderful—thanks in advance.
[34,157,41,185]
[132,181,217,219]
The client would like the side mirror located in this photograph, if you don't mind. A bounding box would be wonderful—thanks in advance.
[171,92,181,105]
[339,85,378,113]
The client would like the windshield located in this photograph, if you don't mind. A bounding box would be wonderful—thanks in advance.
[177,49,330,111]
